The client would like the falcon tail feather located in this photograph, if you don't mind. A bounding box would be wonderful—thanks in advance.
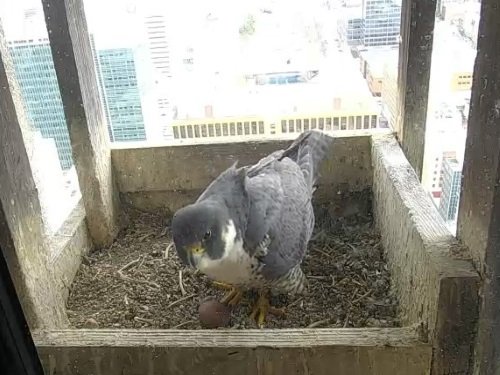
[281,130,333,189]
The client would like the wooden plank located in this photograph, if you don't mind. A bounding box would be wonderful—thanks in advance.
[371,135,479,374]
[112,135,373,212]
[47,202,91,303]
[457,0,500,373]
[0,24,67,329]
[397,0,437,180]
[42,0,121,248]
[34,328,431,375]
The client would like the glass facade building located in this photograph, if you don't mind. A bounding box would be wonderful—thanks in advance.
[438,158,462,222]
[95,48,146,142]
[9,40,73,170]
[347,18,364,46]
[362,0,401,47]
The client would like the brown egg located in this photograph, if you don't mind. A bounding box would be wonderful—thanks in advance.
[198,299,231,328]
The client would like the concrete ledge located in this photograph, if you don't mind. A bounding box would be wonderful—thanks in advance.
[112,135,373,212]
[371,135,479,374]
[34,327,431,375]
[47,200,92,303]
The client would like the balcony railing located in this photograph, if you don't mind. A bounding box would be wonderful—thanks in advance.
[171,111,381,141]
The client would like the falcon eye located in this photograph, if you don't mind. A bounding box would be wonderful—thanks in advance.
[203,230,211,240]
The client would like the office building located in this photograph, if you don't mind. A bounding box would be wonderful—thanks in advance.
[95,48,147,142]
[144,13,173,139]
[362,0,401,47]
[9,39,73,170]
[438,158,462,222]
[337,5,364,46]
[144,14,171,78]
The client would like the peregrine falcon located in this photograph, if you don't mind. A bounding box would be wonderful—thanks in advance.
[171,130,333,327]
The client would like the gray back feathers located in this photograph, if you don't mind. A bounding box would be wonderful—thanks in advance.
[196,130,334,280]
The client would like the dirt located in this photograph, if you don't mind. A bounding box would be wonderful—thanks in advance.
[67,206,400,329]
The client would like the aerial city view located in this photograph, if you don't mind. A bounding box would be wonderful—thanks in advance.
[0,0,480,233]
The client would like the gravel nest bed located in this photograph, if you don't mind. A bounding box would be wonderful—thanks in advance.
[67,207,399,329]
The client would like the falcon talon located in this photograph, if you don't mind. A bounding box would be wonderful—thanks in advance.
[249,293,286,328]
[220,287,243,307]
[212,281,233,290]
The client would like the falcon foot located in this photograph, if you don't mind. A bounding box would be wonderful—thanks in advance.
[212,281,243,306]
[249,292,286,328]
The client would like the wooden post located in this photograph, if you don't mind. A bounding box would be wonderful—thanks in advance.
[0,24,67,329]
[397,0,437,180]
[41,0,121,248]
[457,1,500,373]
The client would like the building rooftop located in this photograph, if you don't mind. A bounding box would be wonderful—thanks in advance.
[443,157,462,169]
[359,47,399,77]
[174,51,379,119]
[432,20,477,73]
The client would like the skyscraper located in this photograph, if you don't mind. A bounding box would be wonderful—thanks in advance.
[438,158,462,222]
[89,34,113,140]
[362,0,401,47]
[144,14,171,78]
[9,39,73,170]
[337,4,364,46]
[95,48,147,142]
[143,12,173,139]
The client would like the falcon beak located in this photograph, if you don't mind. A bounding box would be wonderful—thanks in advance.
[185,242,204,268]
[187,242,205,256]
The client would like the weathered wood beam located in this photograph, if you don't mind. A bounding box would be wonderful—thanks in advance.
[0,24,67,329]
[111,135,373,212]
[33,328,432,375]
[41,0,121,248]
[457,1,500,373]
[372,135,479,375]
[397,0,437,180]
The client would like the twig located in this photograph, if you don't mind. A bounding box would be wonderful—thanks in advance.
[352,290,372,304]
[349,287,359,303]
[117,270,161,289]
[351,278,365,287]
[179,270,187,296]
[164,242,174,259]
[166,293,197,309]
[172,319,197,329]
[308,318,332,328]
[134,316,154,324]
[311,229,326,242]
[343,313,350,328]
[349,275,368,290]
[124,295,129,306]
[137,256,145,270]
[313,248,333,258]
[138,232,154,242]
[347,243,358,251]
[119,257,142,273]
[287,297,304,308]
[159,226,169,237]
[307,275,330,280]
[336,277,348,286]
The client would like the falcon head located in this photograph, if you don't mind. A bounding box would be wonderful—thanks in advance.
[171,201,233,269]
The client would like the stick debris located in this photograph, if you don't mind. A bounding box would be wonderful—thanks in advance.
[178,270,187,296]
[67,207,399,330]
